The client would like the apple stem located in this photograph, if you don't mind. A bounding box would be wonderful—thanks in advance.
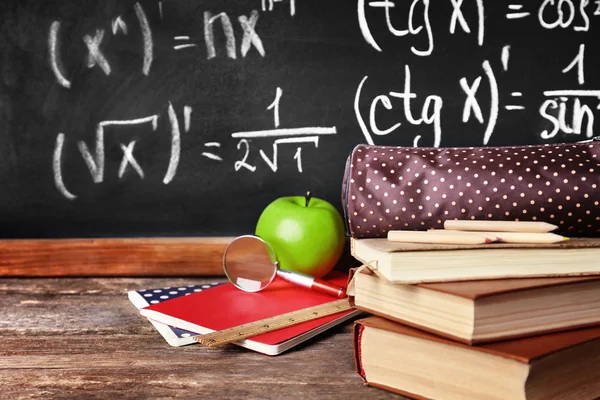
[305,191,311,207]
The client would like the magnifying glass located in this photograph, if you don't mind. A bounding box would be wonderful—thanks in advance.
[223,235,347,299]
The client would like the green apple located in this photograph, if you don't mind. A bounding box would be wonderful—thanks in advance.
[255,192,346,278]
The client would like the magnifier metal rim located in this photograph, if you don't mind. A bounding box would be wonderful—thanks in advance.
[223,234,278,293]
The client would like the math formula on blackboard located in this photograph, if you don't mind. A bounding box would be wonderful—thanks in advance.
[1,0,599,237]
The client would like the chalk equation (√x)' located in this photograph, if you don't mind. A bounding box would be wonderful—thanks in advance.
[52,88,336,200]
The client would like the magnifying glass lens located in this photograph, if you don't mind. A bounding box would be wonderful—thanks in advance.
[223,236,278,292]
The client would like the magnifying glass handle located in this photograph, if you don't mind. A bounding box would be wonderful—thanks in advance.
[311,277,347,299]
[277,269,347,299]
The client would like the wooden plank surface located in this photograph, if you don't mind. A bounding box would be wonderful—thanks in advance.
[0,238,232,277]
[0,237,360,277]
[0,277,404,399]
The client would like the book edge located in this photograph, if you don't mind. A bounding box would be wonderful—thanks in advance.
[141,307,362,356]
[353,303,474,344]
[353,237,600,253]
[128,290,194,347]
[352,320,432,400]
[356,316,600,363]
[272,309,363,355]
[352,238,600,283]
[387,271,600,285]
[348,271,600,345]
[421,275,600,299]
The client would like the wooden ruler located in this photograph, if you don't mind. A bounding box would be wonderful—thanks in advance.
[193,299,353,347]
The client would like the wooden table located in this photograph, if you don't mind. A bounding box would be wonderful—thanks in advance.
[0,277,404,399]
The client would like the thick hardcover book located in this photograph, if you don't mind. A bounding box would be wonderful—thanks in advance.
[348,268,600,344]
[353,316,600,400]
[351,237,600,283]
[140,271,361,355]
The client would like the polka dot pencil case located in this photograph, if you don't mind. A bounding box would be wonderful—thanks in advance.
[342,142,600,238]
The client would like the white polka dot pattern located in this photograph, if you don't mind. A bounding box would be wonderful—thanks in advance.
[342,143,600,238]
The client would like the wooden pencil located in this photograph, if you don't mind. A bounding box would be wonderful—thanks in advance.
[474,231,569,244]
[443,220,558,233]
[427,229,500,242]
[387,230,494,245]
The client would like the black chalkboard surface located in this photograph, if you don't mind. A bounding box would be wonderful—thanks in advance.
[1,0,599,238]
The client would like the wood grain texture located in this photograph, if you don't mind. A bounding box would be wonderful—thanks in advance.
[0,237,360,277]
[0,278,404,399]
[0,238,233,277]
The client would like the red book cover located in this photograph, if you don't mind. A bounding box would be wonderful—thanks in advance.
[140,271,360,355]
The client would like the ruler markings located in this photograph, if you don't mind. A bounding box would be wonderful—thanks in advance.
[193,299,353,347]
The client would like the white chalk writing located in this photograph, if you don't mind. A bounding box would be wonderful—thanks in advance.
[83,29,111,75]
[134,3,153,76]
[48,21,71,88]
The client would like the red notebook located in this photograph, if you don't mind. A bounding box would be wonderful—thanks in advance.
[140,271,361,355]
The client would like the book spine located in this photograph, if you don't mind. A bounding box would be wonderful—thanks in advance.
[352,321,368,384]
[352,319,435,400]
[356,325,366,378]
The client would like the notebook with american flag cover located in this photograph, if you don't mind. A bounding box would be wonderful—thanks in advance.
[128,282,224,346]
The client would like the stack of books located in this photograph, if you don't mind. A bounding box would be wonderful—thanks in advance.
[348,223,600,399]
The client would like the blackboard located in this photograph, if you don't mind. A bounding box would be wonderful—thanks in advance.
[2,0,599,238]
